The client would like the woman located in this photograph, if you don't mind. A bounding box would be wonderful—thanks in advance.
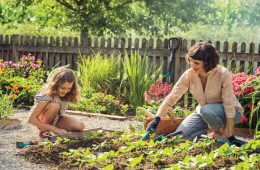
[146,42,246,146]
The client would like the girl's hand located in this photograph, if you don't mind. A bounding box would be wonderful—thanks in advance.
[53,128,68,135]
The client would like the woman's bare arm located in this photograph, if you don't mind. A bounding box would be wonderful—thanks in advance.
[156,102,171,118]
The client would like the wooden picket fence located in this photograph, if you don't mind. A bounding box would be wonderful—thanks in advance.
[1,34,260,107]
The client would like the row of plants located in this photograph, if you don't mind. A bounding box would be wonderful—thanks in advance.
[20,126,260,170]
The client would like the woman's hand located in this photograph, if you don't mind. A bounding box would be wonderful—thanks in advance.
[53,128,68,135]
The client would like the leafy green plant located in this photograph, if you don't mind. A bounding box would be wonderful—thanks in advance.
[63,138,71,146]
[59,152,69,162]
[72,159,85,170]
[78,51,122,94]
[68,92,128,115]
[120,50,161,113]
[121,154,144,170]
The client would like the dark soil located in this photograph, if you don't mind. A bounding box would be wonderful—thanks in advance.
[18,132,259,170]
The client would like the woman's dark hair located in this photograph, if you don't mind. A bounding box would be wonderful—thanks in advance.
[185,42,220,72]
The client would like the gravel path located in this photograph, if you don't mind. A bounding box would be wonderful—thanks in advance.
[0,108,142,170]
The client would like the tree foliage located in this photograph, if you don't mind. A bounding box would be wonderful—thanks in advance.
[3,0,213,37]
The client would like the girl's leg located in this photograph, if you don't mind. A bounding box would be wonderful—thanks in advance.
[38,101,60,132]
[201,103,242,141]
[175,112,208,139]
[55,116,85,132]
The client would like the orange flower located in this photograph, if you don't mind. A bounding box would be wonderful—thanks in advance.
[11,94,17,98]
[24,84,30,89]
[16,90,19,93]
[7,86,11,89]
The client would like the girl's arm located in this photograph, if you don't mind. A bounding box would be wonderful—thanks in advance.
[28,102,66,134]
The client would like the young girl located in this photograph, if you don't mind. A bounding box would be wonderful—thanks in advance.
[28,67,85,139]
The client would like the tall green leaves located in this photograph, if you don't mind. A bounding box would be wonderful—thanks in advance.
[78,52,121,94]
[121,50,162,113]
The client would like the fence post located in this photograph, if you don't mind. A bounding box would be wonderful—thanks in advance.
[12,34,19,63]
[174,37,182,85]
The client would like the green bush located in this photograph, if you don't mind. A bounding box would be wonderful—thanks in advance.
[78,52,122,95]
[68,89,128,115]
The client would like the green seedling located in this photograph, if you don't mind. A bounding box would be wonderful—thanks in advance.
[132,140,147,153]
[100,140,109,152]
[97,152,110,165]
[59,151,69,162]
[91,131,98,139]
[149,133,156,139]
[83,154,97,166]
[173,155,193,170]
[103,164,114,170]
[69,139,79,147]
[162,147,174,159]
[46,140,53,151]
[97,130,104,137]
[83,135,91,144]
[148,139,158,148]
[39,141,48,152]
[72,159,85,170]
[121,154,144,170]
[64,138,71,146]
[56,137,63,144]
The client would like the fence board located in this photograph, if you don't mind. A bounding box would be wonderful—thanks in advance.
[49,36,54,72]
[55,37,61,67]
[31,36,36,59]
[148,38,153,76]
[231,42,237,71]
[19,35,24,59]
[25,36,30,57]
[43,37,48,73]
[37,36,43,62]
[163,39,168,83]
[67,37,72,69]
[4,35,9,61]
[72,37,78,71]
[61,37,66,66]
[156,39,161,80]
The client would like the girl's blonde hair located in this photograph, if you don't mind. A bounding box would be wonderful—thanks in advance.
[41,67,81,104]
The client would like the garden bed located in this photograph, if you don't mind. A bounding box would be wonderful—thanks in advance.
[18,128,260,170]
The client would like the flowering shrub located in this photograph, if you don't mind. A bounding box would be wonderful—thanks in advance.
[0,55,45,105]
[0,87,24,120]
[142,78,186,118]
[0,54,45,80]
[231,68,260,129]
[144,78,171,103]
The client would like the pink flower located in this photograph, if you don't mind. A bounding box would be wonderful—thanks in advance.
[31,56,35,62]
[34,64,39,69]
[8,61,13,65]
[25,68,29,72]
[12,63,17,67]
[238,115,248,124]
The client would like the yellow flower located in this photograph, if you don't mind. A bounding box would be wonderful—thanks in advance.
[0,59,3,62]
[27,75,34,79]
